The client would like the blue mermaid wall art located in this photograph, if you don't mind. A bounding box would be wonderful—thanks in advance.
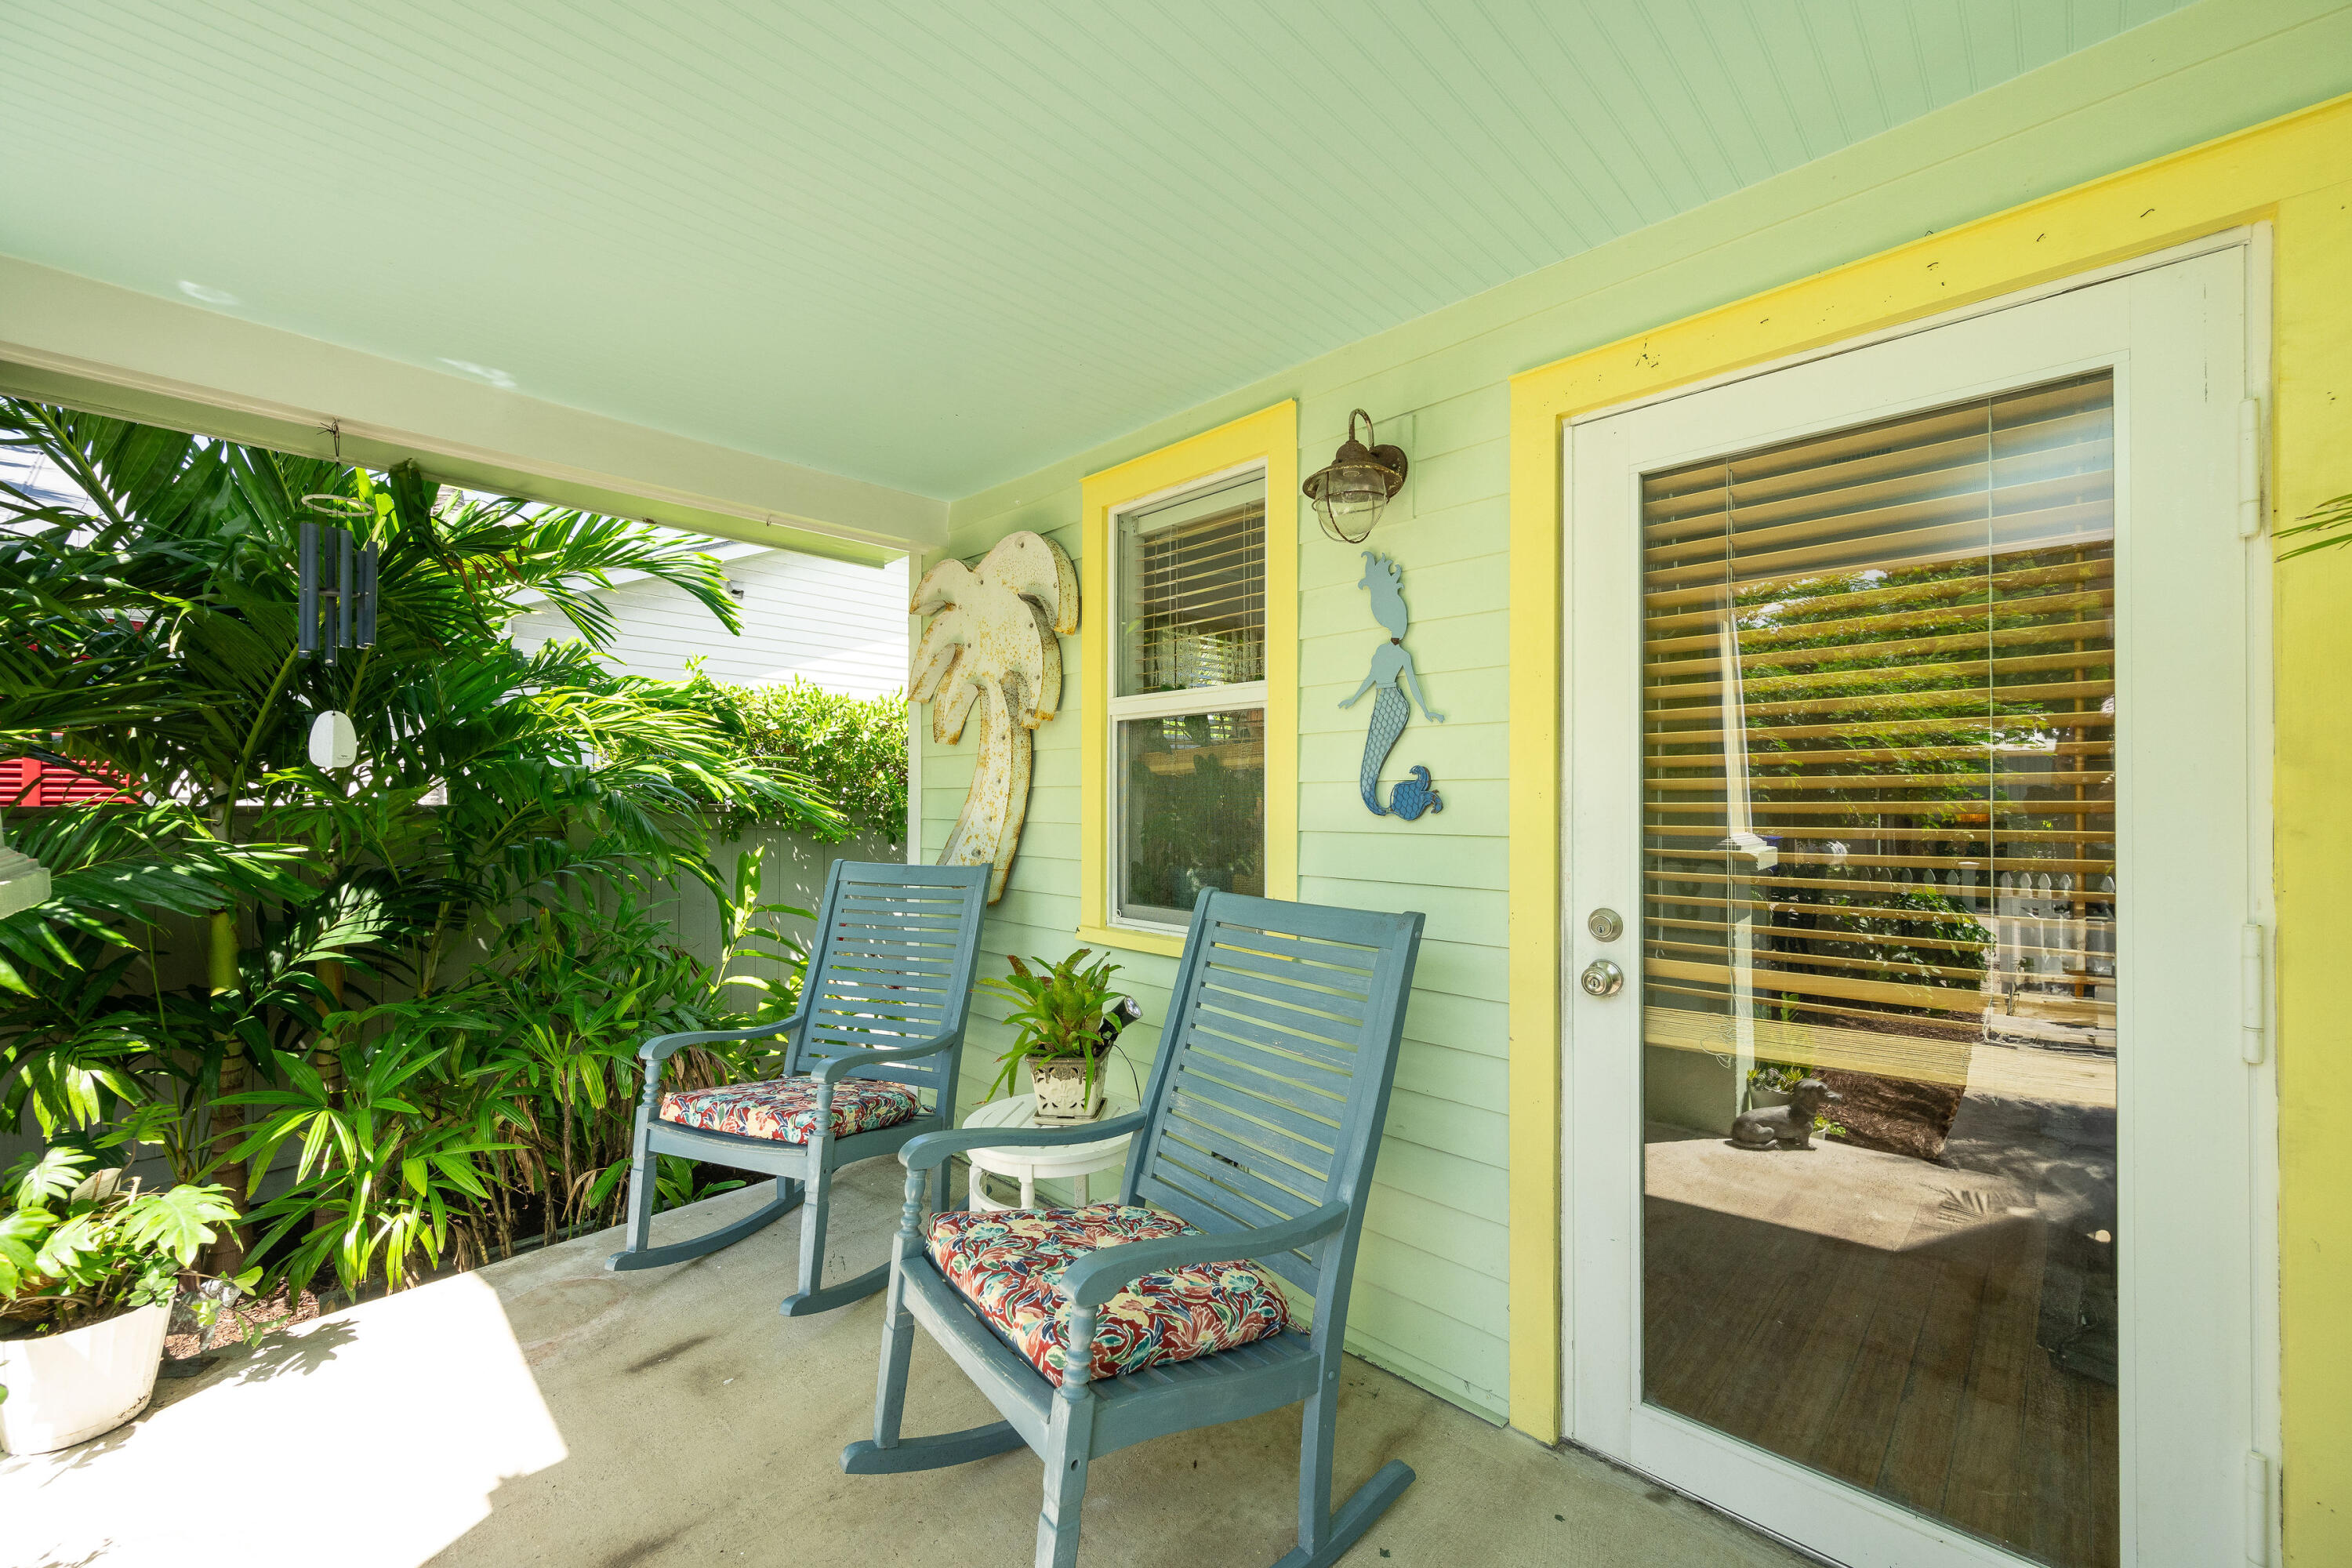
[1339,551,1446,820]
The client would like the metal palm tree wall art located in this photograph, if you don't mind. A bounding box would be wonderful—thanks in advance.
[909,531,1079,902]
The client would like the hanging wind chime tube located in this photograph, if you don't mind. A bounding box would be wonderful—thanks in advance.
[296,492,379,663]
[298,516,319,657]
[337,525,354,651]
[357,524,379,645]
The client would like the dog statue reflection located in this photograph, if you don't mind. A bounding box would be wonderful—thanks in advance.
[1730,1077,1842,1151]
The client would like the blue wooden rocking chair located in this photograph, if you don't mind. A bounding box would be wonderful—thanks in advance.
[604,860,990,1316]
[842,890,1424,1568]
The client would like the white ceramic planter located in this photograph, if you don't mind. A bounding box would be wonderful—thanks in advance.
[1028,1057,1107,1124]
[0,1299,171,1454]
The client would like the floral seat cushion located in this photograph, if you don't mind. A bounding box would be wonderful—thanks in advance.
[658,1076,922,1144]
[926,1202,1290,1386]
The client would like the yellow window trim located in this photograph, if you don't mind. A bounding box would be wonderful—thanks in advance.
[1079,401,1299,956]
[1504,93,2352,1450]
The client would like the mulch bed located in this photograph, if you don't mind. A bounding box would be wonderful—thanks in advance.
[161,1287,337,1371]
[1818,1066,1965,1161]
[151,1170,775,1373]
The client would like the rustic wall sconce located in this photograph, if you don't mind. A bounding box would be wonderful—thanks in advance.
[1302,408,1408,544]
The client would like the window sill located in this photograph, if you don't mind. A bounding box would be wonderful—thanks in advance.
[1075,923,1187,960]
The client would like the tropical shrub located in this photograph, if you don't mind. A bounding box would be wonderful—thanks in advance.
[0,400,882,1306]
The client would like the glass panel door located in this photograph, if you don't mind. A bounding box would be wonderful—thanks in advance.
[1635,374,2118,1568]
[1567,243,2261,1568]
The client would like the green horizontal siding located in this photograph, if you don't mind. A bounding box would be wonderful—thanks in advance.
[922,0,2352,1428]
[929,444,1520,1411]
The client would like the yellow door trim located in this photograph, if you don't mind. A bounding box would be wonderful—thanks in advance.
[1504,91,2352,1463]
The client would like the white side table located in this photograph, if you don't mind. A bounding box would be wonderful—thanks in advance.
[960,1094,1140,1212]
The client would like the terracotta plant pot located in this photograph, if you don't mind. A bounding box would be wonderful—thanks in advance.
[0,1299,172,1454]
[1029,1055,1107,1124]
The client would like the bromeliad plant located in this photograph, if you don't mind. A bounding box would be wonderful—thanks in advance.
[977,949,1130,1116]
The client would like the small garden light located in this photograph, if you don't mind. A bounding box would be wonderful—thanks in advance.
[1301,408,1408,545]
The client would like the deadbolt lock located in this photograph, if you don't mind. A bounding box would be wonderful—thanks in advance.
[1587,908,1624,942]
[1580,959,1625,998]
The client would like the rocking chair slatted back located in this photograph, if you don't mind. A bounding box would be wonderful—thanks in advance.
[1125,892,1422,1303]
[789,863,991,1102]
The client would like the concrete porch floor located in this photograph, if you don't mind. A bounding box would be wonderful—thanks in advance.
[4,1163,1806,1567]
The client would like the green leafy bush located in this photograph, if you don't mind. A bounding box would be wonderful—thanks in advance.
[681,671,907,845]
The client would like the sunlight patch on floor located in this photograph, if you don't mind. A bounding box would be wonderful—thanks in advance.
[0,1273,565,1568]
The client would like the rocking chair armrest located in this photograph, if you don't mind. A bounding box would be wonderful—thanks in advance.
[638,1011,807,1065]
[898,1112,1150,1174]
[807,1028,961,1087]
[1056,1202,1348,1309]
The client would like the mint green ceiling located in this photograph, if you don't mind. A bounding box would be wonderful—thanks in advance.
[0,1,2191,499]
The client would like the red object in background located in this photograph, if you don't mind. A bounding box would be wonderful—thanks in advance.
[0,756,137,808]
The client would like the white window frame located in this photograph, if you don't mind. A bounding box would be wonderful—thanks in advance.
[1102,457,1270,937]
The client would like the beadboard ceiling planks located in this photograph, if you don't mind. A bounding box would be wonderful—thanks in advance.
[0,1,2190,499]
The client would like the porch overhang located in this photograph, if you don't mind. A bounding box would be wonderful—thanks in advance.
[0,255,943,568]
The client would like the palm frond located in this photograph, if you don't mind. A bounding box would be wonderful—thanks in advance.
[434,499,742,646]
[2277,492,2352,561]
[0,804,303,992]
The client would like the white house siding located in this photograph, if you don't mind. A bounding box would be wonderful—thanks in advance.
[511,548,909,698]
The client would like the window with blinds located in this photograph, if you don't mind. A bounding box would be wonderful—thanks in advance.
[1110,469,1268,928]
[1639,371,2117,1080]
[1119,474,1265,695]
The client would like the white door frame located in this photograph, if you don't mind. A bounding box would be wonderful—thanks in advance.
[1555,230,2280,1568]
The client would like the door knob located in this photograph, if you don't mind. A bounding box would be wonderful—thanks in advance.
[1580,959,1625,998]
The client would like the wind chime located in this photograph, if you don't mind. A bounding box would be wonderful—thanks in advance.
[296,459,380,769]
[296,492,379,662]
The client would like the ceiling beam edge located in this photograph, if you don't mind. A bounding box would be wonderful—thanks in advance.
[0,254,942,566]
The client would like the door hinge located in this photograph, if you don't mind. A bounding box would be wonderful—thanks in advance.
[2245,1449,2275,1565]
[2241,923,2267,1065]
[2238,397,2266,539]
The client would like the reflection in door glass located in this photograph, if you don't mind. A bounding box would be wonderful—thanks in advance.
[1638,373,2118,1568]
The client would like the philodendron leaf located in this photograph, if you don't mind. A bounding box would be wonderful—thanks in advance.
[118,1181,241,1266]
[32,1210,104,1280]
[0,1214,49,1298]
[11,1145,90,1210]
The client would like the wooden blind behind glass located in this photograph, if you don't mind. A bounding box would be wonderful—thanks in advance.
[1639,371,2118,1075]
[1125,499,1265,694]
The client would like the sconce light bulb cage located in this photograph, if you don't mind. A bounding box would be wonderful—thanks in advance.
[1302,408,1408,545]
[297,493,381,662]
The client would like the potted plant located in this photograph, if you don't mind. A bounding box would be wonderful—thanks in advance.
[978,949,1139,1124]
[0,1137,249,1455]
